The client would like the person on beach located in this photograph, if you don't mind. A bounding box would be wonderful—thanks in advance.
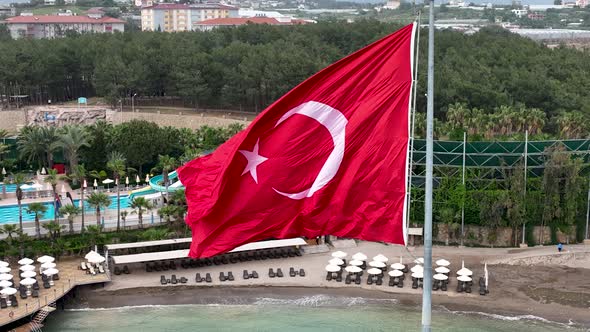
[557,243,563,252]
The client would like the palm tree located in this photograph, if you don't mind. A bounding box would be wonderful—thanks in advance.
[71,165,88,233]
[0,224,19,244]
[44,168,60,222]
[26,202,48,238]
[437,206,458,246]
[131,196,153,229]
[120,211,128,229]
[55,125,90,173]
[87,192,111,230]
[59,204,81,234]
[556,111,588,139]
[42,221,63,243]
[154,155,177,205]
[18,126,59,169]
[107,151,126,231]
[13,173,26,232]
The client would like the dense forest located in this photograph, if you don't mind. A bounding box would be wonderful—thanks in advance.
[1,20,589,139]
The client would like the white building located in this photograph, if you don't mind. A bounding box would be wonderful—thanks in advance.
[141,3,239,32]
[4,13,125,39]
[511,9,528,18]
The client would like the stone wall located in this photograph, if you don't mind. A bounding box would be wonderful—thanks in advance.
[0,110,27,134]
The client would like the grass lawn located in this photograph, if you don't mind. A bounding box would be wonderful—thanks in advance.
[30,6,88,15]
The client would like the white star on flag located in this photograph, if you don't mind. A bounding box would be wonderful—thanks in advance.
[239,140,268,184]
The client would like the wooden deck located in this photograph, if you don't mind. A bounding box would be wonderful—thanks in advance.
[0,258,110,328]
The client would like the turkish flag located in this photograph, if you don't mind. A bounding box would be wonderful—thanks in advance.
[178,23,416,258]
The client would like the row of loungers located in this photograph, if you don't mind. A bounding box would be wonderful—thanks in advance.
[0,296,18,308]
[269,268,305,278]
[160,274,188,285]
[113,265,131,275]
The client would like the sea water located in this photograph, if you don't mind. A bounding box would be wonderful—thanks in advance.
[43,295,584,332]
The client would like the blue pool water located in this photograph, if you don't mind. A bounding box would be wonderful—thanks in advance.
[0,195,131,224]
[0,183,35,193]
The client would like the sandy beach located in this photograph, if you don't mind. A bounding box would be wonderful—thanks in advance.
[71,242,590,328]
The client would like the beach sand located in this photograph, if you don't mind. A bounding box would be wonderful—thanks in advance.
[72,242,590,327]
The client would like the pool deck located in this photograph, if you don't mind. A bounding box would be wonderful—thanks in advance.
[0,258,110,329]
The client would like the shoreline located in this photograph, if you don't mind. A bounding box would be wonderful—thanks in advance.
[72,284,590,328]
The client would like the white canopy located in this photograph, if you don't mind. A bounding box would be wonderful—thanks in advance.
[410,265,424,273]
[433,273,449,281]
[414,257,424,264]
[18,258,34,265]
[1,167,5,175]
[102,179,114,184]
[135,175,140,183]
[93,179,98,187]
[0,280,12,288]
[0,261,8,268]
[352,253,367,261]
[19,265,35,271]
[436,259,450,267]
[0,274,12,281]
[328,258,344,266]
[125,177,129,185]
[61,184,66,193]
[43,268,59,276]
[372,254,389,263]
[41,262,56,269]
[325,264,341,272]
[0,287,16,296]
[0,267,10,274]
[41,167,47,175]
[390,262,405,270]
[37,256,54,263]
[435,266,450,274]
[85,250,100,259]
[87,255,106,264]
[345,266,362,273]
[457,275,472,282]
[484,263,489,289]
[20,278,36,286]
[20,270,36,278]
[145,174,150,182]
[456,267,473,276]
[368,261,386,268]
[31,183,43,190]
[349,260,364,267]
[331,251,347,259]
[388,270,404,277]
[367,268,382,275]
[411,271,424,279]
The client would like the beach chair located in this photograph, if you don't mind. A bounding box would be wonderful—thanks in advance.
[10,296,17,307]
[269,268,275,278]
[479,285,486,296]
[169,261,176,270]
[295,249,302,257]
[219,272,226,282]
[180,277,187,284]
[42,274,48,282]
[336,274,343,282]
[375,276,382,285]
[205,273,212,283]
[162,263,169,271]
[277,268,284,278]
[221,256,229,264]
[0,298,6,309]
[345,274,352,284]
[456,282,464,293]
[80,262,88,270]
[180,260,188,269]
[153,263,161,272]
[32,289,39,298]
[326,272,332,281]
[114,266,122,275]
[465,285,472,293]
[367,276,373,285]
[171,275,178,284]
[43,281,51,289]
[33,282,39,291]
[160,275,167,285]
[123,265,130,274]
[252,271,259,279]
[146,264,152,273]
[441,281,447,291]
[89,266,96,275]
[299,268,305,277]
[20,290,27,299]
[243,270,249,280]
[213,257,221,265]
[389,277,395,287]
[287,248,296,257]
[281,249,288,258]
[397,279,404,288]
[205,259,213,266]
[289,267,296,277]
[229,254,238,264]
[412,278,418,289]
[433,280,440,291]
[228,272,234,281]
[195,273,203,283]
[53,273,60,280]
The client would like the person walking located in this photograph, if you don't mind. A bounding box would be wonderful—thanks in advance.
[557,243,563,253]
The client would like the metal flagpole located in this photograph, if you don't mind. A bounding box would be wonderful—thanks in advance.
[422,0,435,330]
[406,12,422,230]
[521,130,528,245]
[461,131,466,246]
[585,177,589,241]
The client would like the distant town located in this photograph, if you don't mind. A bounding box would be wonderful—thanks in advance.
[0,0,589,44]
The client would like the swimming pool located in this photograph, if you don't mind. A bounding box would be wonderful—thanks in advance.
[0,195,132,224]
[0,183,36,193]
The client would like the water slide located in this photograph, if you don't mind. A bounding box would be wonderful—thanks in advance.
[148,170,184,193]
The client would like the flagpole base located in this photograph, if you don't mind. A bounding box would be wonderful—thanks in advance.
[422,325,431,332]
[583,239,590,245]
[519,243,528,248]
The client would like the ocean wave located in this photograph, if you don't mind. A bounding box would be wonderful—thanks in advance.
[441,307,581,329]
[253,294,397,307]
[65,304,247,312]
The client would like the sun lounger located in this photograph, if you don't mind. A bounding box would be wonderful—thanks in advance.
[53,273,60,280]
[281,249,289,258]
[345,274,352,284]
[32,289,39,298]
[228,272,235,281]
[33,282,39,291]
[269,268,275,278]
[465,285,472,293]
[375,276,382,285]
[10,296,17,307]
[243,270,249,280]
[0,298,6,309]
[433,280,440,291]
[412,278,418,289]
[397,279,404,288]
[180,277,187,284]
[114,266,122,275]
[456,282,464,293]
[289,267,296,277]
[171,275,178,284]
[181,260,188,269]
[389,277,396,287]
[160,275,167,285]
[80,262,88,270]
[213,257,221,265]
[195,273,203,283]
[367,276,373,285]
[169,261,176,270]
[146,263,153,272]
[221,256,229,264]
[89,266,96,275]
[252,271,259,279]
[20,291,27,299]
[154,263,161,272]
[326,272,332,281]
[123,265,130,274]
[205,273,212,283]
[162,263,169,271]
[277,268,284,278]
[43,281,51,289]
[219,272,226,282]
[299,268,305,277]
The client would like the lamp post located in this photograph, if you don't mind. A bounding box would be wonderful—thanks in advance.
[131,93,137,113]
[118,99,123,124]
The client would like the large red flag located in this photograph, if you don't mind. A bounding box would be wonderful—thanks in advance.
[178,23,416,258]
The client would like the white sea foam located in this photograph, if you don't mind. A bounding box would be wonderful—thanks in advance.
[253,295,397,307]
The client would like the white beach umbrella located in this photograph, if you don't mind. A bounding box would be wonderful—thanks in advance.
[0,261,8,268]
[37,255,55,263]
[349,260,364,267]
[410,265,424,273]
[18,258,34,265]
[125,176,129,185]
[435,266,450,274]
[0,267,10,274]
[456,260,472,276]
[1,167,6,175]
[20,270,36,278]
[85,250,99,260]
[0,274,13,281]
[102,179,114,184]
[83,179,88,188]
[325,265,341,272]
[20,278,36,286]
[87,255,105,264]
[367,268,382,275]
[42,268,59,276]
[390,262,405,270]
[145,174,150,183]
[345,266,362,273]
[411,271,424,279]
[484,263,489,289]
[331,251,347,259]
[436,259,450,267]
[45,183,52,191]
[93,179,98,188]
[61,184,66,194]
[31,183,43,190]
[20,184,32,190]
[0,280,12,288]
[135,175,140,183]
[373,254,389,263]
[41,262,56,269]
[433,273,449,281]
[368,261,386,268]
[388,270,404,277]
[41,167,47,175]
[0,287,16,296]
[413,257,424,264]
[457,275,472,282]
[352,253,367,261]
[19,265,35,272]
[328,258,344,266]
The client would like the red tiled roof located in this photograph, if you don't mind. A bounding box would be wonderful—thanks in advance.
[196,17,281,26]
[142,3,237,10]
[5,15,125,24]
[142,3,190,10]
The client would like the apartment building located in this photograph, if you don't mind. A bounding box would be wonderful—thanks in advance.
[4,13,125,39]
[141,3,238,32]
